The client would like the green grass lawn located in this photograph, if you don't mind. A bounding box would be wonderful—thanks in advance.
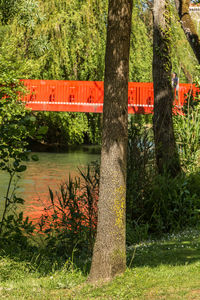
[1,228,200,299]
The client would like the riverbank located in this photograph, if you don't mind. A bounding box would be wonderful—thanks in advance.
[1,228,200,299]
[29,140,101,154]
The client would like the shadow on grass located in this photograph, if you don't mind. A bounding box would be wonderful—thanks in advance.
[1,230,200,276]
[127,233,200,269]
[0,238,92,276]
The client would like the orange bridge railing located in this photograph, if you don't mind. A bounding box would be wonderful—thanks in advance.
[20,79,196,114]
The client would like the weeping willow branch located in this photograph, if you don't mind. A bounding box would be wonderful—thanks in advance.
[174,0,200,64]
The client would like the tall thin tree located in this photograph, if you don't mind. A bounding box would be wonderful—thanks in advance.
[88,0,133,282]
[174,0,200,64]
[153,0,181,176]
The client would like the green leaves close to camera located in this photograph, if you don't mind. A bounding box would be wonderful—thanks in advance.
[31,154,39,161]
[0,73,45,234]
[16,165,27,173]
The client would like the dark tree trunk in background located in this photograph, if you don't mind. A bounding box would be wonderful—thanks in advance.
[174,0,200,64]
[153,0,181,176]
[88,0,133,283]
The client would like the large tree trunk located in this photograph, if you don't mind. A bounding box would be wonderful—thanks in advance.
[153,0,181,176]
[88,0,132,283]
[174,0,200,64]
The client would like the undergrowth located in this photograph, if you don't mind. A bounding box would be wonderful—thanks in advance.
[0,228,200,299]
[0,87,199,281]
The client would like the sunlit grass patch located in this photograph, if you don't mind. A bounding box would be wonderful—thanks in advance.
[0,228,200,299]
[0,259,85,300]
[127,228,200,267]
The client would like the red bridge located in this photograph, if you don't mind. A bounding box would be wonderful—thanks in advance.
[21,79,195,114]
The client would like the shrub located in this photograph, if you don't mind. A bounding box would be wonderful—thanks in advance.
[174,103,200,172]
[0,72,46,243]
[37,162,99,258]
[126,115,200,242]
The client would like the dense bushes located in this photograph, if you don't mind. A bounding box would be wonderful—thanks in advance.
[174,104,200,172]
[1,107,200,256]
[30,112,102,149]
[127,172,200,237]
[126,105,200,242]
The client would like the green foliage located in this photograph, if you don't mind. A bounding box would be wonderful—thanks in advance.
[1,229,200,298]
[35,112,88,146]
[129,0,153,82]
[0,76,31,228]
[0,82,32,169]
[126,116,154,223]
[0,0,108,147]
[85,113,102,145]
[0,0,107,80]
[144,173,200,233]
[0,70,46,235]
[171,3,199,81]
[1,0,199,149]
[1,0,200,272]
[29,114,200,251]
[16,0,44,29]
[174,89,200,171]
[37,162,99,259]
[33,111,101,147]
[174,109,200,171]
[0,0,198,83]
[0,0,19,24]
[126,117,200,242]
[127,172,200,243]
[0,212,35,249]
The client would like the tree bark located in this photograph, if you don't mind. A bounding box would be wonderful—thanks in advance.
[174,0,200,64]
[153,0,181,176]
[88,0,132,283]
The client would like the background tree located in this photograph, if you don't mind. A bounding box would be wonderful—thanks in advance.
[88,0,133,282]
[174,0,200,64]
[0,0,199,149]
[129,0,153,82]
[153,0,181,176]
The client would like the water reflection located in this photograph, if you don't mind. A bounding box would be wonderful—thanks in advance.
[0,149,100,222]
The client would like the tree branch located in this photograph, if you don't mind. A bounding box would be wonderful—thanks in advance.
[174,0,200,64]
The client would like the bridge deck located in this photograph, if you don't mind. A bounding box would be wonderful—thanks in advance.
[20,79,195,114]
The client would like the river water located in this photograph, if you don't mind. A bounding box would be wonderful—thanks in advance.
[0,147,100,222]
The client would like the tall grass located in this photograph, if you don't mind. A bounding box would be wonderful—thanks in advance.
[174,103,200,172]
[126,110,200,242]
[36,161,99,260]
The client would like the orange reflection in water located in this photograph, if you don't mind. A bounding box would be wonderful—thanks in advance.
[21,170,78,222]
[18,151,100,223]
